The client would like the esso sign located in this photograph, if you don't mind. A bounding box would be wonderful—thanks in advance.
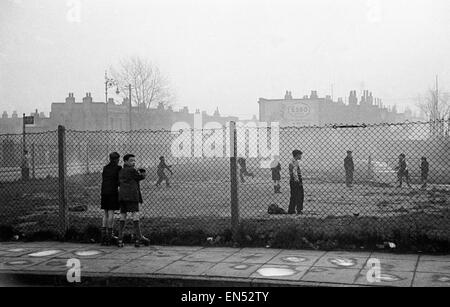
[286,103,310,118]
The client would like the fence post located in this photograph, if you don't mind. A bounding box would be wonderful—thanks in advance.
[58,125,68,237]
[230,121,240,241]
[31,143,35,179]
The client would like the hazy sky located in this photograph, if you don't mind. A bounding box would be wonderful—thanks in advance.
[1,0,449,119]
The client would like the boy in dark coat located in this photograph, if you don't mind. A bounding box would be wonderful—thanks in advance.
[420,157,429,189]
[288,150,304,215]
[118,154,149,247]
[396,154,411,188]
[344,151,354,188]
[100,152,122,245]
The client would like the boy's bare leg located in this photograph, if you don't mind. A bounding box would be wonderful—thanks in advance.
[117,213,127,247]
[132,212,149,247]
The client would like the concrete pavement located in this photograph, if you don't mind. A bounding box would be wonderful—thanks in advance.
[0,242,449,287]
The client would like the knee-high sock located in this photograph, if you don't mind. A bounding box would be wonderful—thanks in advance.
[133,221,142,239]
[100,227,107,241]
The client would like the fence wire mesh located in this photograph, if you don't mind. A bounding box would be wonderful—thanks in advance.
[0,120,449,243]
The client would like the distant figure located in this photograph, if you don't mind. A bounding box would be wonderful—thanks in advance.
[270,156,281,193]
[118,154,149,248]
[100,152,122,246]
[344,151,354,187]
[21,150,30,181]
[156,156,173,187]
[420,157,429,189]
[238,157,255,183]
[396,154,411,188]
[288,150,304,215]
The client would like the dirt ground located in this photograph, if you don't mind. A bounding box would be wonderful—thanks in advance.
[1,173,449,236]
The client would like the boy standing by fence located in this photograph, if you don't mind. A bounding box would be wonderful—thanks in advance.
[100,152,122,246]
[118,154,149,247]
[288,150,304,215]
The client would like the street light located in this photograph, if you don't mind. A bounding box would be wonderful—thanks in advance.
[114,83,133,131]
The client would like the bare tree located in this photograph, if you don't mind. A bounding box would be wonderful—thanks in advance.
[111,56,174,109]
[416,89,450,137]
[417,89,450,121]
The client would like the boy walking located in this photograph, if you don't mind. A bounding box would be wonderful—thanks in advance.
[118,154,149,247]
[270,156,281,193]
[420,157,429,189]
[238,157,255,183]
[100,152,122,246]
[156,156,173,187]
[288,150,304,215]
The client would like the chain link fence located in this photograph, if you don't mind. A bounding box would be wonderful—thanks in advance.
[1,120,449,245]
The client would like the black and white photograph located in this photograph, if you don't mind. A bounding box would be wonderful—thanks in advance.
[0,0,449,293]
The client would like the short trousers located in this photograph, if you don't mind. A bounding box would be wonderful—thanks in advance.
[120,201,139,213]
[101,194,120,211]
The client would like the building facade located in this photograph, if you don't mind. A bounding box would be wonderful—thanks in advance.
[0,92,238,134]
[258,90,424,126]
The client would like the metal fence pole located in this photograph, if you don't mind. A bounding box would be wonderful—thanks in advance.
[58,125,68,237]
[230,121,240,241]
[31,143,35,179]
[86,139,90,174]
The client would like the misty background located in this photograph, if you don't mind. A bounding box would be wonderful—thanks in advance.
[0,0,449,119]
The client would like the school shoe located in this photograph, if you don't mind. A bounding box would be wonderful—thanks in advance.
[135,236,150,248]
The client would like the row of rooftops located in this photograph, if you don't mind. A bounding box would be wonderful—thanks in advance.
[260,90,386,108]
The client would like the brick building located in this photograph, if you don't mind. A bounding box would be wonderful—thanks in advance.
[258,90,424,127]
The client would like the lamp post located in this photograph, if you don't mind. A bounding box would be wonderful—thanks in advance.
[104,71,118,130]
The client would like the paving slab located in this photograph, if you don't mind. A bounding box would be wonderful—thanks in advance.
[200,247,242,253]
[324,251,371,259]
[250,264,310,281]
[369,252,419,261]
[22,248,70,259]
[412,272,450,287]
[355,270,414,287]
[110,259,173,275]
[204,262,261,278]
[22,258,73,273]
[98,248,154,260]
[267,252,321,267]
[418,255,450,262]
[156,261,216,276]
[138,250,192,262]
[55,248,114,259]
[223,252,280,264]
[416,260,450,274]
[313,255,368,269]
[240,248,282,254]
[0,257,48,271]
[301,267,360,284]
[363,258,417,272]
[182,251,237,263]
[77,259,132,273]
[0,247,38,257]
[151,245,204,252]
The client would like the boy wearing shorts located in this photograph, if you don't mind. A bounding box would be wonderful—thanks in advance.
[117,154,149,247]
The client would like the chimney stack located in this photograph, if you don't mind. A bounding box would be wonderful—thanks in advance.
[65,92,75,104]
